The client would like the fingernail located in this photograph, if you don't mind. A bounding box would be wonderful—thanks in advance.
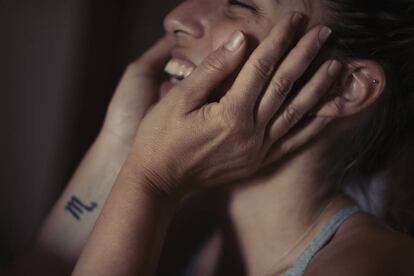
[328,60,342,76]
[318,26,332,45]
[291,12,304,26]
[225,31,245,52]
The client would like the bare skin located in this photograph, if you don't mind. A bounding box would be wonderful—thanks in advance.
[6,0,414,275]
[163,197,414,276]
[72,11,343,274]
[5,23,175,276]
[73,0,414,273]
[154,0,414,275]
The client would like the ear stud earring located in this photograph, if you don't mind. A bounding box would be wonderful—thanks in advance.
[372,79,380,85]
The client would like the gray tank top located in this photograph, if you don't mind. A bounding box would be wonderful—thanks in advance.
[284,206,360,276]
[183,206,360,276]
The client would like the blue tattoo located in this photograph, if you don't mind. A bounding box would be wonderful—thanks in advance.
[65,196,98,221]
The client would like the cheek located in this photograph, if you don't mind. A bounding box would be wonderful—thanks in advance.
[210,24,240,50]
[208,18,272,54]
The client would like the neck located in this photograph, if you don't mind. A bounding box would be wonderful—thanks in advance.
[225,148,353,275]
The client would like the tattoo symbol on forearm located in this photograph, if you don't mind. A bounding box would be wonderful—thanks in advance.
[65,196,98,221]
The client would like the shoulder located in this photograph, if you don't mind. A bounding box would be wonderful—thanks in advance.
[305,212,414,276]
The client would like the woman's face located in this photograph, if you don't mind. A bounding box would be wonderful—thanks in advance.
[161,0,325,96]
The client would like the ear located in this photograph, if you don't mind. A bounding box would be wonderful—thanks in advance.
[316,60,386,118]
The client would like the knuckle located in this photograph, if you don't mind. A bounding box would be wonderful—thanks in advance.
[253,57,275,80]
[202,104,214,121]
[270,77,293,99]
[219,108,238,133]
[221,100,237,120]
[221,102,243,127]
[204,51,227,73]
[283,106,301,126]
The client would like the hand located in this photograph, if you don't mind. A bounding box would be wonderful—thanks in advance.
[128,13,342,198]
[102,36,174,147]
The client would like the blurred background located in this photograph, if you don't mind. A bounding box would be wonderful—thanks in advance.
[0,0,179,269]
[1,0,414,273]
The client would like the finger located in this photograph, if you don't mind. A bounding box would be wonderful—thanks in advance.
[262,116,333,166]
[256,25,333,126]
[268,59,343,142]
[129,36,175,77]
[174,31,247,113]
[221,12,305,112]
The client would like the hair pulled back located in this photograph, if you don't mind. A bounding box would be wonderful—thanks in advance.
[323,0,414,234]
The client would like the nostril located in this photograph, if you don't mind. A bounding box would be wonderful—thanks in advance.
[167,17,204,38]
[163,4,204,39]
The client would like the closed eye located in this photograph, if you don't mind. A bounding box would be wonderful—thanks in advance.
[228,0,256,11]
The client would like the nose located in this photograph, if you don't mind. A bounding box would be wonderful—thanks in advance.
[163,0,204,39]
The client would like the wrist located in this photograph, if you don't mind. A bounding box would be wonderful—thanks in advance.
[97,126,133,157]
[99,121,136,150]
[120,156,186,207]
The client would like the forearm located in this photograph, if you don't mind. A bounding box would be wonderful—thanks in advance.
[38,130,131,258]
[6,129,132,276]
[72,160,176,276]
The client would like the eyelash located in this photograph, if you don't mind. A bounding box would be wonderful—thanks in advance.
[228,0,256,11]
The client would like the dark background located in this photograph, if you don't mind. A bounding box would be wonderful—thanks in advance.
[0,0,179,269]
[1,0,414,272]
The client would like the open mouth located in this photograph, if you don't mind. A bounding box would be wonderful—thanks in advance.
[164,58,196,83]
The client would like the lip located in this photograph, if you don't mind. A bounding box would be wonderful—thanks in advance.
[159,50,198,98]
[170,49,198,68]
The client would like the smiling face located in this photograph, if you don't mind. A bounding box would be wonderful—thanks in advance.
[160,0,326,97]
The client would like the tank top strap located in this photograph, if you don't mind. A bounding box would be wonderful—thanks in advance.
[284,205,360,276]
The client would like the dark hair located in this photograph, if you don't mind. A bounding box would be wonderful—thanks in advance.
[323,0,414,234]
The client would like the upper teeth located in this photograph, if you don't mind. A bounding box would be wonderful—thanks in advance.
[164,59,195,80]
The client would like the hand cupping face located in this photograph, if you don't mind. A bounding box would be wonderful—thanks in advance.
[127,12,342,199]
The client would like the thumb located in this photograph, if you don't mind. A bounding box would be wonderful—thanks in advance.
[175,31,247,113]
